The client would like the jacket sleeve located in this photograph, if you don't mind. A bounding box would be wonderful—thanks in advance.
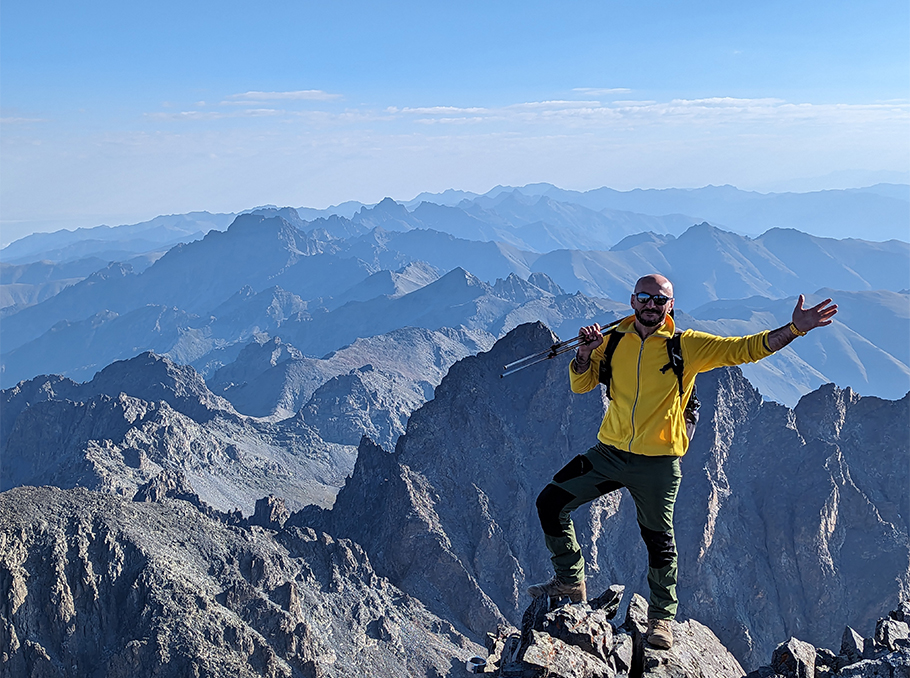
[568,342,605,393]
[681,329,774,374]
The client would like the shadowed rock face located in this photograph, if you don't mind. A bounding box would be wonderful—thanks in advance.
[0,486,481,678]
[298,321,909,671]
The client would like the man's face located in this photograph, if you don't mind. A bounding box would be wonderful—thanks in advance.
[631,279,674,328]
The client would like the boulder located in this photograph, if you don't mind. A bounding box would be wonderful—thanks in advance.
[487,586,744,677]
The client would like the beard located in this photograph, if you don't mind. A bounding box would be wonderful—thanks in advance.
[635,308,665,327]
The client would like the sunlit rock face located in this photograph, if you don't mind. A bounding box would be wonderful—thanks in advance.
[0,485,481,678]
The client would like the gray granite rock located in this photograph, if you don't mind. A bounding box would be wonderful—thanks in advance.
[770,637,816,678]
[875,618,910,652]
[748,602,910,678]
[0,486,481,677]
[487,586,744,677]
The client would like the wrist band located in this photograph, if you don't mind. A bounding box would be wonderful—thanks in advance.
[788,322,807,337]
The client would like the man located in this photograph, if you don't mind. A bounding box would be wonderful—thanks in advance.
[527,274,837,649]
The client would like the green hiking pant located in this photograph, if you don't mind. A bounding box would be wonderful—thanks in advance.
[535,442,682,620]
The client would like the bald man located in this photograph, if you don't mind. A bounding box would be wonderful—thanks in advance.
[528,274,837,649]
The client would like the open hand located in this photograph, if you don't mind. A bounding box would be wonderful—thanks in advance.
[792,295,838,333]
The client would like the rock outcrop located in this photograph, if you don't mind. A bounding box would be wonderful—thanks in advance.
[0,485,482,677]
[745,601,910,677]
[483,587,745,677]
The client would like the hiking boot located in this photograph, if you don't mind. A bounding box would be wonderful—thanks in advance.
[526,575,586,603]
[647,618,674,649]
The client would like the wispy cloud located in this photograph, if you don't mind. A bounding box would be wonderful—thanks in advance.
[398,105,488,115]
[573,87,631,95]
[386,96,910,129]
[144,93,910,133]
[147,109,283,120]
[222,90,342,104]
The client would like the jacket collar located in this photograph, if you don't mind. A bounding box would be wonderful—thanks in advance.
[616,313,675,339]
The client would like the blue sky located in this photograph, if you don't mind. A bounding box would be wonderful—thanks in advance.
[2,1,908,243]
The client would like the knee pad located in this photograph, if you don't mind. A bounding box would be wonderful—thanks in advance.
[639,523,676,569]
[552,454,593,483]
[536,484,576,537]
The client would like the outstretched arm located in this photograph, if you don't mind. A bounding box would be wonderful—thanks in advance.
[766,295,838,352]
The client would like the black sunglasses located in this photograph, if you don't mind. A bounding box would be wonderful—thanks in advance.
[634,293,672,306]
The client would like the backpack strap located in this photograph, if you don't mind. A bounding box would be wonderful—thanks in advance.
[597,330,625,399]
[660,331,686,400]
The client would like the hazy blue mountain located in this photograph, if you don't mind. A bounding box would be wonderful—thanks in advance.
[283,267,512,356]
[685,290,910,403]
[515,183,910,241]
[295,199,369,220]
[474,189,694,244]
[1,257,114,285]
[140,213,340,314]
[849,182,910,200]
[403,188,484,208]
[4,180,905,274]
[0,214,359,352]
[0,257,110,313]
[0,306,211,386]
[415,181,909,241]
[337,227,538,282]
[336,194,695,253]
[0,262,140,353]
[755,227,910,291]
[409,202,515,245]
[351,197,422,231]
[0,211,236,264]
[304,213,373,240]
[322,261,441,311]
[208,285,312,339]
[2,211,907,403]
[531,223,909,307]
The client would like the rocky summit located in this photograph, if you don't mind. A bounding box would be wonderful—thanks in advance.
[474,591,909,677]
[483,587,746,677]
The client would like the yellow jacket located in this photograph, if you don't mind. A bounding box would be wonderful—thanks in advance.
[569,314,774,457]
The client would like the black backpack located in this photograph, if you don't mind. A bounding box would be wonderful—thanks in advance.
[597,329,701,440]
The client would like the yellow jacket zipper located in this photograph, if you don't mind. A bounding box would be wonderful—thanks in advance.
[627,336,646,452]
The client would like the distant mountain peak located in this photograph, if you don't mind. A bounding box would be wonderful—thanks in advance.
[438,266,484,288]
[611,231,676,251]
[88,351,235,421]
[362,197,410,218]
[493,272,555,303]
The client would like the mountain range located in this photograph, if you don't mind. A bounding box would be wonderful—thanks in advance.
[4,182,907,268]
[2,322,906,675]
[1,182,908,675]
[1,203,907,406]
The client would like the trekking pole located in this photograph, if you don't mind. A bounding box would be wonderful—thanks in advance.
[500,319,622,378]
